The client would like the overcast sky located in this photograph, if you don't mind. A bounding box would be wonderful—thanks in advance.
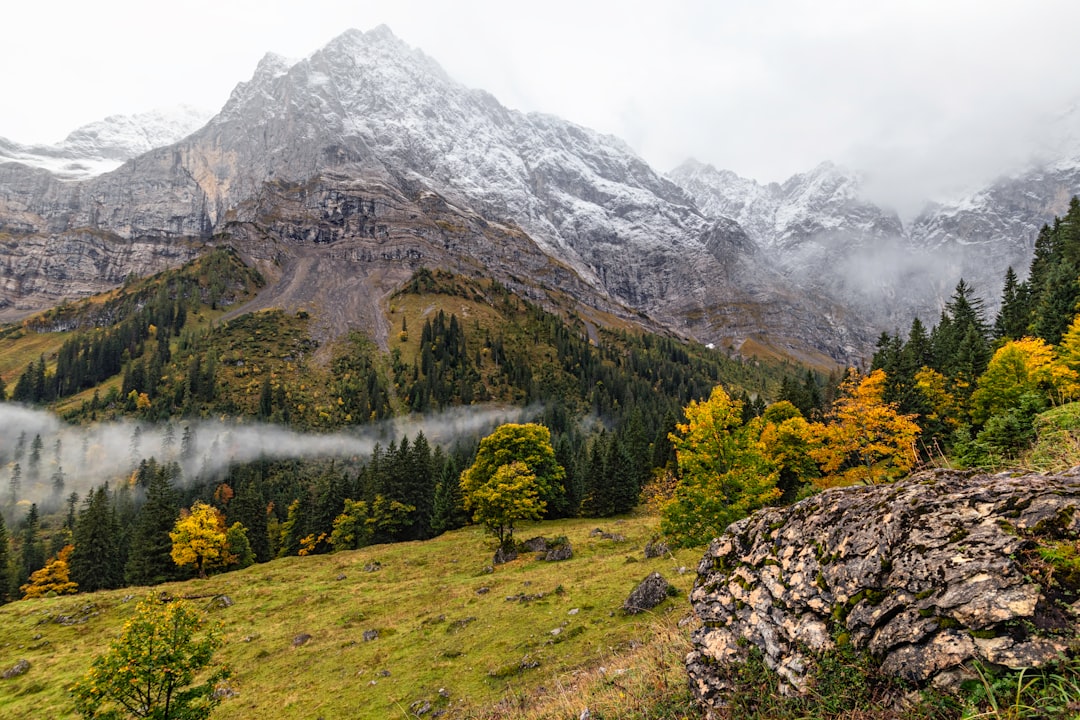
[3,0,1079,214]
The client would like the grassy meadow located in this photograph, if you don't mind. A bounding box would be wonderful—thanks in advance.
[0,515,703,720]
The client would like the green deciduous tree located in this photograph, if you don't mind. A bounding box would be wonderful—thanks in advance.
[464,460,545,545]
[970,337,1074,424]
[70,593,229,719]
[662,386,781,547]
[459,423,565,523]
[328,496,415,551]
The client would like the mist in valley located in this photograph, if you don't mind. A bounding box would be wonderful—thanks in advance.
[0,403,528,515]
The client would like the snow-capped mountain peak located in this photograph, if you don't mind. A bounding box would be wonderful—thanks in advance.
[0,105,213,179]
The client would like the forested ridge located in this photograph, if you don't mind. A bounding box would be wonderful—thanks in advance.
[0,253,795,599]
[4,198,1080,604]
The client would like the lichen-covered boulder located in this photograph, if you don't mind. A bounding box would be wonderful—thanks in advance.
[687,468,1080,714]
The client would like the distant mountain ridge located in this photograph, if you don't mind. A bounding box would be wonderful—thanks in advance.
[0,105,211,179]
[2,26,1078,362]
[669,150,1080,331]
[0,26,866,366]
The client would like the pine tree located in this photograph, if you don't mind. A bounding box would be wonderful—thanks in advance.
[70,486,124,592]
[125,463,182,586]
[0,513,11,604]
[7,463,20,507]
[994,267,1029,340]
[17,504,45,590]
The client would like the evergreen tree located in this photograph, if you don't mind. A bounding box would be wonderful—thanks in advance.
[28,434,43,484]
[7,463,20,508]
[580,435,613,517]
[125,462,182,586]
[64,491,79,531]
[1031,261,1080,345]
[430,452,467,535]
[403,432,435,540]
[70,486,124,592]
[0,513,10,603]
[607,434,639,515]
[994,267,1029,340]
[228,480,271,563]
[17,504,45,590]
[259,375,274,419]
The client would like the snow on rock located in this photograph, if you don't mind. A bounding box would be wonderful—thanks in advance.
[0,105,212,179]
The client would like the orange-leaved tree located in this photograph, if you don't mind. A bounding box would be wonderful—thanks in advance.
[21,544,78,599]
[811,369,920,487]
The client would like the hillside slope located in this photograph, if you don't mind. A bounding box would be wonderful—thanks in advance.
[0,515,700,720]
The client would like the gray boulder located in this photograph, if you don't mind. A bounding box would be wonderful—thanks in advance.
[687,468,1080,713]
[493,544,518,565]
[623,572,675,614]
[544,542,573,562]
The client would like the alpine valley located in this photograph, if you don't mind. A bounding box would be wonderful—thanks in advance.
[1,26,1078,365]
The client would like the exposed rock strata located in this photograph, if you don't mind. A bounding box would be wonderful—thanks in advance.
[687,469,1080,714]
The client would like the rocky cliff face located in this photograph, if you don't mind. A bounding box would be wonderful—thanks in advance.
[687,469,1080,714]
[0,26,868,363]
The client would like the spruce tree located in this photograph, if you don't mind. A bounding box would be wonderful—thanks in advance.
[125,464,181,586]
[580,436,613,517]
[0,513,10,603]
[27,434,43,484]
[5,463,20,509]
[430,458,465,536]
[17,504,45,590]
[607,435,639,515]
[229,480,270,563]
[70,486,124,592]
[994,267,1029,340]
[1031,261,1080,345]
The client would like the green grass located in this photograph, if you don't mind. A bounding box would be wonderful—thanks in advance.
[0,515,703,720]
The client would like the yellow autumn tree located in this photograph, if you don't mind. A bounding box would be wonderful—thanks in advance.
[170,501,234,578]
[810,369,920,488]
[21,544,78,598]
[662,385,780,547]
[971,337,1077,422]
[914,367,964,431]
[1053,318,1080,400]
[758,401,820,502]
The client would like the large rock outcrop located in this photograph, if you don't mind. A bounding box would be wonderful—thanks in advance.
[687,469,1080,714]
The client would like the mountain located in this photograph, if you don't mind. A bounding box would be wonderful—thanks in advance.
[672,145,1080,333]
[669,160,936,330]
[0,105,211,179]
[0,26,867,366]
